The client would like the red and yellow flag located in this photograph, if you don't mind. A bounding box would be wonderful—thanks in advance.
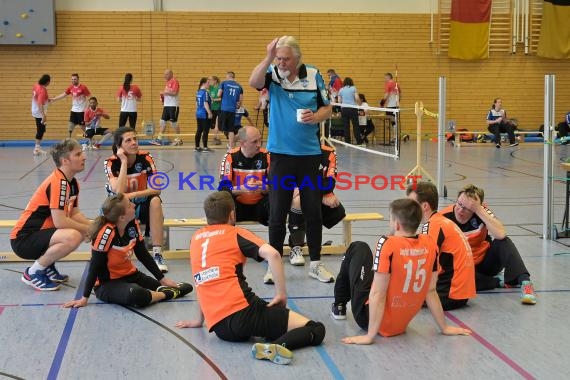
[537,0,570,59]
[448,0,492,60]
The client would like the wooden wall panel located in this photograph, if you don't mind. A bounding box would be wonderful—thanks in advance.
[0,11,568,141]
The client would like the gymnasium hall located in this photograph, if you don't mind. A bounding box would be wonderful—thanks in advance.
[0,0,569,379]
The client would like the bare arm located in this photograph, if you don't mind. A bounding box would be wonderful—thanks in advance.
[50,92,68,103]
[249,38,278,89]
[175,300,205,328]
[342,272,389,345]
[300,104,333,124]
[258,243,287,307]
[425,273,471,336]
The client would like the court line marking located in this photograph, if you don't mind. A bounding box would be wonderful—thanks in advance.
[18,156,50,181]
[81,156,101,182]
[0,371,25,380]
[288,299,345,380]
[121,306,228,380]
[47,262,89,380]
[445,311,536,380]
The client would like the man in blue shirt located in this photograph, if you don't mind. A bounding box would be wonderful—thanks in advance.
[218,71,243,149]
[249,36,334,284]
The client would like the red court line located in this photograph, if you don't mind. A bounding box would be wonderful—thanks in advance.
[0,306,4,316]
[82,156,101,182]
[445,311,536,380]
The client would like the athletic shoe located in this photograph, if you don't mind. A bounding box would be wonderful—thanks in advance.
[81,143,89,151]
[289,246,305,266]
[90,144,98,150]
[263,267,274,285]
[94,143,101,149]
[201,147,212,152]
[170,138,183,146]
[251,343,293,365]
[176,282,194,298]
[331,302,347,320]
[194,147,203,152]
[309,261,335,283]
[33,147,47,156]
[154,253,168,273]
[157,286,180,300]
[509,142,519,147]
[45,264,69,283]
[520,281,537,305]
[21,268,60,291]
[496,144,501,149]
[149,138,163,146]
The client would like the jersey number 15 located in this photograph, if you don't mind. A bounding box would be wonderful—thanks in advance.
[402,258,427,293]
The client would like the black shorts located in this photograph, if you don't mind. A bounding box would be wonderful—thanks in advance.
[35,118,46,129]
[235,195,269,226]
[211,296,289,342]
[119,112,138,128]
[11,228,57,260]
[161,106,179,122]
[218,111,236,133]
[69,111,85,126]
[210,109,220,129]
[322,202,346,229]
[133,195,161,235]
[85,127,109,138]
[94,271,160,306]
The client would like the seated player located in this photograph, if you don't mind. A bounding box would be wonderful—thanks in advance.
[407,182,476,310]
[11,139,91,291]
[104,127,169,272]
[441,184,537,305]
[83,97,113,150]
[176,191,325,365]
[332,198,471,344]
[63,193,192,308]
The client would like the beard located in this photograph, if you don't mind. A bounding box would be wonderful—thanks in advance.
[277,68,291,79]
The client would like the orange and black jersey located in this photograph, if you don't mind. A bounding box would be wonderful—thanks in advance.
[422,212,476,300]
[373,234,438,337]
[440,204,494,265]
[189,224,266,330]
[218,148,270,205]
[11,169,79,239]
[320,144,338,195]
[104,151,156,200]
[82,219,163,298]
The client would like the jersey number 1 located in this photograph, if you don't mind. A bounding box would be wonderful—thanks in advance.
[201,238,210,268]
[402,258,426,293]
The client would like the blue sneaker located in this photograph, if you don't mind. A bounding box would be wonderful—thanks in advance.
[21,268,61,291]
[45,264,69,283]
[251,343,293,365]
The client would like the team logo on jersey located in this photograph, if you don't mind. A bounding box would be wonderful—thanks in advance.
[128,226,137,238]
[135,163,143,173]
[194,266,220,285]
[301,79,309,88]
[470,218,479,228]
[237,161,243,167]
[255,160,263,169]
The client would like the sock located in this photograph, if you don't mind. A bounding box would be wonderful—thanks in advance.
[153,246,162,256]
[159,287,178,301]
[310,260,321,268]
[273,321,326,350]
[517,274,531,285]
[34,143,41,149]
[29,261,47,274]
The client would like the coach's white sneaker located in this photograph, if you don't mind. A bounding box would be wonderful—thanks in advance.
[309,261,335,283]
[289,246,305,266]
[263,267,274,285]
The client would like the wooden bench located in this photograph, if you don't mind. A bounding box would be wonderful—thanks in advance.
[0,212,384,262]
[452,130,543,147]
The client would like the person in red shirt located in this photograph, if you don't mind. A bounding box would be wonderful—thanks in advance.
[407,182,476,310]
[51,73,91,138]
[11,139,91,291]
[116,73,142,129]
[31,74,51,156]
[104,127,168,272]
[333,199,471,345]
[150,69,182,146]
[83,97,112,150]
[63,193,192,309]
[176,191,325,365]
[441,184,537,305]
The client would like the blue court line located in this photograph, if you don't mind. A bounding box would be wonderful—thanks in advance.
[288,299,345,380]
[46,262,89,380]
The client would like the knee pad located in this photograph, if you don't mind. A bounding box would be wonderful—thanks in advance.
[127,286,152,307]
[307,321,325,346]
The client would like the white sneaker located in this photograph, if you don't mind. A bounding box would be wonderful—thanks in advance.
[263,267,274,285]
[170,138,183,146]
[33,147,47,156]
[309,261,335,283]
[154,253,168,273]
[289,246,306,266]
[81,143,88,151]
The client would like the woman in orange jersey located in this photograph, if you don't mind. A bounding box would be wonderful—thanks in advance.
[333,199,471,345]
[63,193,192,308]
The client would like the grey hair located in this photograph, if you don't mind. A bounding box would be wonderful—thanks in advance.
[276,36,302,66]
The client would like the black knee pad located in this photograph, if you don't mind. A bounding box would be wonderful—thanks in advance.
[307,321,326,346]
[127,286,152,307]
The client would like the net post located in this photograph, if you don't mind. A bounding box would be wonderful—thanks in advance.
[437,76,446,198]
[543,75,555,240]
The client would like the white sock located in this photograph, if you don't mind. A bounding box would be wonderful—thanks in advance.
[30,261,47,274]
[152,246,162,255]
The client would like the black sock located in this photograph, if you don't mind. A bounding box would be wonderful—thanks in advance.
[273,321,325,350]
